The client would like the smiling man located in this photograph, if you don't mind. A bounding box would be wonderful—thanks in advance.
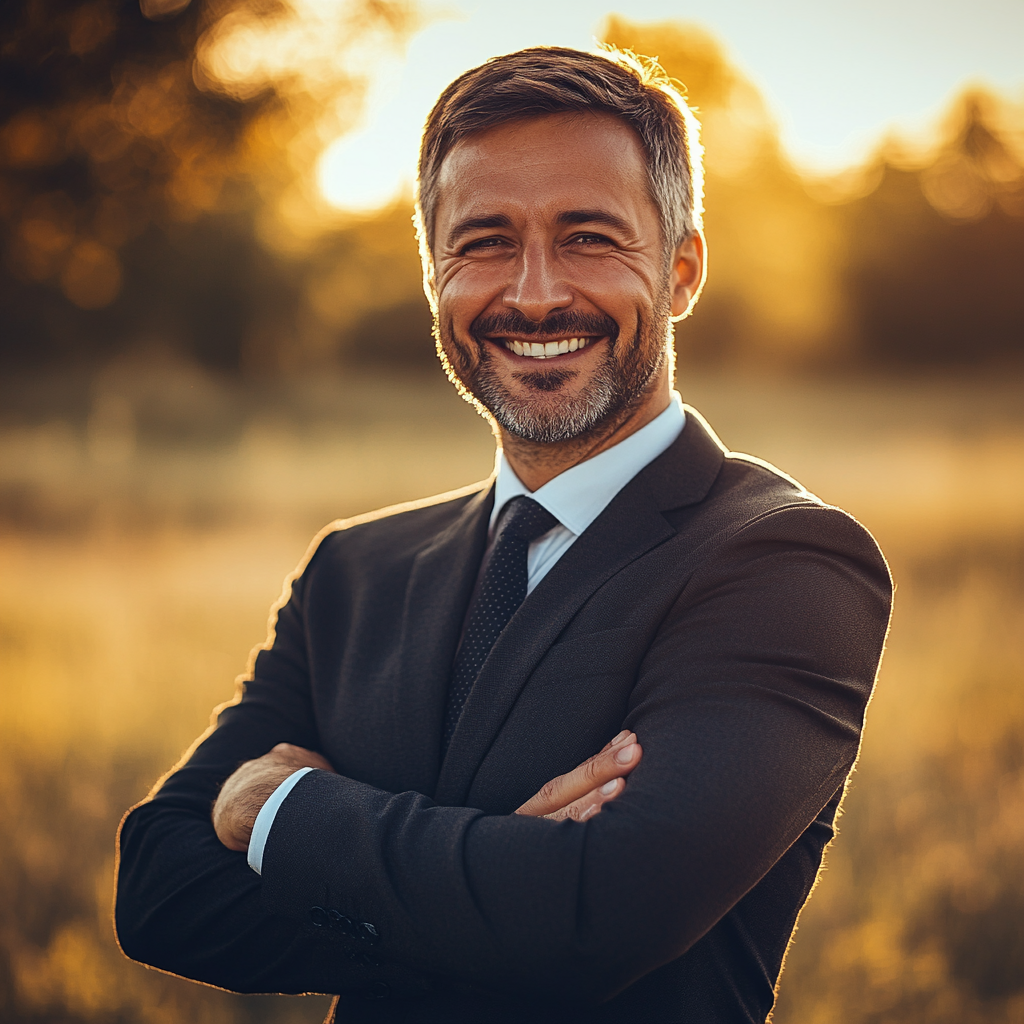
[115,47,892,1024]
[430,108,699,470]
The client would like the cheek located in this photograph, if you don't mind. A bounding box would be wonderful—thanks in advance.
[435,313,476,374]
[437,262,505,320]
[568,258,659,310]
[437,291,481,339]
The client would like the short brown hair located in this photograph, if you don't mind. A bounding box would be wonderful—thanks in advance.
[415,45,704,265]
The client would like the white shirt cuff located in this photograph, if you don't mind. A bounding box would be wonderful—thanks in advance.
[247,766,314,875]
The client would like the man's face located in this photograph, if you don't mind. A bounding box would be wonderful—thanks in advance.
[430,112,681,444]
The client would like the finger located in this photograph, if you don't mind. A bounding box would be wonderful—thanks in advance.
[566,730,632,777]
[545,776,626,823]
[515,735,633,816]
[594,729,631,758]
[580,729,632,767]
[515,738,641,817]
[269,743,336,772]
[516,739,641,817]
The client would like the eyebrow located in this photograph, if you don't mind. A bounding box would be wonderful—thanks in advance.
[555,209,632,234]
[445,214,514,249]
[445,208,632,249]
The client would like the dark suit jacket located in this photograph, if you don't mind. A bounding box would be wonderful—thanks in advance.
[115,407,892,1023]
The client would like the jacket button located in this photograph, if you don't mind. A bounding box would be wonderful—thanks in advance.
[367,981,390,999]
[309,906,328,928]
[357,921,380,945]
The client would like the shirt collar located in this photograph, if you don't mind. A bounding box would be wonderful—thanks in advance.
[490,391,686,537]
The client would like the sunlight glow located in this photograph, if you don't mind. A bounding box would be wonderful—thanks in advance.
[312,0,1024,211]
[317,115,414,212]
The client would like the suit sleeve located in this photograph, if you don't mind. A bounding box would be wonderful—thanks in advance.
[255,504,892,1003]
[113,554,433,997]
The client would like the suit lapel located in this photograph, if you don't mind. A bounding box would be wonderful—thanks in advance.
[433,406,726,805]
[391,483,493,797]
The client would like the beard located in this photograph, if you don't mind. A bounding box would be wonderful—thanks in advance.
[437,303,671,444]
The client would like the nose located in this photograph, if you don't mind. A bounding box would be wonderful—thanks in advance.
[502,242,573,323]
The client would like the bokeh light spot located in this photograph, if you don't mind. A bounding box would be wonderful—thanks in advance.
[60,242,122,310]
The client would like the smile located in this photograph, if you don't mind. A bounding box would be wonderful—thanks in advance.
[498,337,594,359]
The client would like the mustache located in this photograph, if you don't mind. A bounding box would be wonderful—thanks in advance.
[470,309,619,341]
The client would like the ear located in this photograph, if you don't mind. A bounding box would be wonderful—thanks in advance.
[669,231,706,321]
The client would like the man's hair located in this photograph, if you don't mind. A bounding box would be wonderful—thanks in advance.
[415,45,704,269]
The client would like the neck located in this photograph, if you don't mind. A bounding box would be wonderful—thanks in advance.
[499,369,672,492]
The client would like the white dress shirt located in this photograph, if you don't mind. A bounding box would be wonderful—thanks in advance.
[248,392,686,874]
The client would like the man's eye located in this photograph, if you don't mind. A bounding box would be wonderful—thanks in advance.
[572,234,613,247]
[463,237,507,253]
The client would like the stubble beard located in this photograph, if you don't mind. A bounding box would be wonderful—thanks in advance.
[437,302,672,445]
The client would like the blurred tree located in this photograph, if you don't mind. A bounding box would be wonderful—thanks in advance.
[0,0,418,373]
[842,90,1024,368]
[302,201,435,369]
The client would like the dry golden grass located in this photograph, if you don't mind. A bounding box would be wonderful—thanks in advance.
[1,370,1021,1022]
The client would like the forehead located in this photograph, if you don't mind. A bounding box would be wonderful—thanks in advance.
[434,112,657,236]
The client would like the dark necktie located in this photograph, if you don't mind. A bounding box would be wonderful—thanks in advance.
[442,496,559,752]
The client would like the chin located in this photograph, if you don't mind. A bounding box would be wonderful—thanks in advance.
[438,314,665,443]
[479,376,624,444]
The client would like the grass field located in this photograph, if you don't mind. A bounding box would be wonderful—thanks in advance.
[1,369,1022,1023]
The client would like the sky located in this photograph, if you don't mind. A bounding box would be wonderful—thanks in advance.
[318,0,1024,211]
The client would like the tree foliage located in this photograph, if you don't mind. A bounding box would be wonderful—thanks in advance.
[0,0,415,371]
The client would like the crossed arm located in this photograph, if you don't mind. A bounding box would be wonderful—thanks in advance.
[212,730,644,854]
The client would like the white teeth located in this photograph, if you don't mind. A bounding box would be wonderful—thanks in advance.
[502,337,593,358]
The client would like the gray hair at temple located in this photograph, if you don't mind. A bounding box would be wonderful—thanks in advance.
[414,45,705,277]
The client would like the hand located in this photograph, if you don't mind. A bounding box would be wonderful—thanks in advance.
[212,743,335,852]
[515,730,642,822]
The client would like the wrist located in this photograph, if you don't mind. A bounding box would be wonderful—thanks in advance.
[214,761,308,851]
[248,766,315,874]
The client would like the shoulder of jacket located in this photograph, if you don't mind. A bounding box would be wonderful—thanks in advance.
[709,452,889,577]
[720,449,817,500]
[305,478,490,564]
[258,478,491,625]
[684,449,820,528]
[327,478,489,533]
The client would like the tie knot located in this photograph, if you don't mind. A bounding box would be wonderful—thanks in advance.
[496,496,559,544]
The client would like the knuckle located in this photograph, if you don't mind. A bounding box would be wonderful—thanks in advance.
[538,778,561,805]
